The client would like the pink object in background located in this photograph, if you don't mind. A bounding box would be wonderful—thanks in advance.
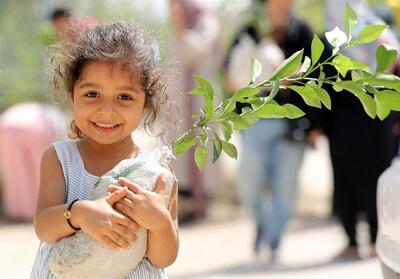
[0,102,65,221]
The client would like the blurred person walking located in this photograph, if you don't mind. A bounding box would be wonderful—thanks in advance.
[168,0,221,221]
[0,103,65,221]
[322,0,400,259]
[224,0,321,261]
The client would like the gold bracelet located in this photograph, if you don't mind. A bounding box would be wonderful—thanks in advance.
[64,199,81,231]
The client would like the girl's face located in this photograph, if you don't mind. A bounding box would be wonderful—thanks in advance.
[72,60,146,145]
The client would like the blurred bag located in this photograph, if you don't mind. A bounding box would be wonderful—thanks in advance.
[227,34,284,91]
[377,156,400,273]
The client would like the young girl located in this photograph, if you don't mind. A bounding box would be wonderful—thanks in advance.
[30,21,179,278]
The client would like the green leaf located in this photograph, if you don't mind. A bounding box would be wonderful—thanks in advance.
[355,25,387,44]
[325,27,347,48]
[194,75,214,99]
[270,49,304,80]
[315,87,332,110]
[331,54,369,77]
[222,141,238,159]
[235,87,259,100]
[217,120,233,141]
[351,70,365,81]
[332,80,366,94]
[334,80,375,117]
[311,35,324,65]
[376,44,398,72]
[374,93,391,120]
[254,103,305,119]
[354,92,376,118]
[194,144,208,171]
[231,112,259,130]
[317,69,326,88]
[212,130,223,163]
[250,58,262,84]
[203,95,215,119]
[174,136,197,156]
[255,103,287,118]
[298,56,311,75]
[364,73,400,91]
[288,85,321,108]
[344,3,358,37]
[264,81,280,103]
[375,90,400,111]
[189,87,204,95]
[219,97,236,120]
[223,97,237,112]
[282,104,305,119]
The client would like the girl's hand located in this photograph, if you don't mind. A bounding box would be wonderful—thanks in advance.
[75,188,140,250]
[109,175,173,233]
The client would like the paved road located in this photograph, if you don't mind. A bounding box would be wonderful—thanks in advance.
[0,205,382,279]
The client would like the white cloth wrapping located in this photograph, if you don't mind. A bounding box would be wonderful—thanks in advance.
[377,157,400,274]
[48,148,175,279]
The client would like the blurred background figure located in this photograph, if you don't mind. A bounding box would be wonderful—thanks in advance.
[50,7,71,36]
[0,7,69,221]
[322,0,400,260]
[168,0,222,221]
[0,103,65,221]
[224,0,321,262]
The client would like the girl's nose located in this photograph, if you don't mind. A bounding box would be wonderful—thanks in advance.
[97,101,116,117]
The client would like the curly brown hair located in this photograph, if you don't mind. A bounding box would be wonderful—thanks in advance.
[49,21,166,138]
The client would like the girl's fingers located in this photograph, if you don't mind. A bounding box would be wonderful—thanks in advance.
[100,235,119,250]
[114,201,135,220]
[112,211,140,231]
[106,187,127,205]
[117,177,142,194]
[107,231,131,249]
[155,174,167,195]
[119,198,135,209]
[108,184,120,193]
[109,185,139,204]
[113,224,137,243]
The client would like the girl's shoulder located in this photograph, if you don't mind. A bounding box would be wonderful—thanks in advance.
[51,140,85,173]
[52,140,79,158]
[52,139,77,149]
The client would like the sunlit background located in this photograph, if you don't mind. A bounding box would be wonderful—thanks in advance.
[0,0,399,278]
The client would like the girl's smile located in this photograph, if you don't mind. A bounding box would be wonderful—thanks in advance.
[92,121,121,133]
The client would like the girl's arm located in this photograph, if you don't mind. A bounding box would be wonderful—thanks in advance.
[34,146,138,248]
[115,176,179,268]
[147,181,179,268]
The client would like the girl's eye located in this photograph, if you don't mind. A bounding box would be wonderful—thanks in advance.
[118,94,133,101]
[85,91,99,98]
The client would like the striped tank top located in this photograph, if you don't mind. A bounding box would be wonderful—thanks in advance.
[30,140,168,279]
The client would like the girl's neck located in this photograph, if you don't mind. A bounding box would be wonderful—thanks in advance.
[77,136,139,177]
[80,137,138,161]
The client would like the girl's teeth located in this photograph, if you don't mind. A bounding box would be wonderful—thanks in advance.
[95,123,117,128]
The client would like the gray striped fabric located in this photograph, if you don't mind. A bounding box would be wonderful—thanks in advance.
[30,140,167,279]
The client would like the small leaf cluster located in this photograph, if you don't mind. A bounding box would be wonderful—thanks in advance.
[173,3,400,171]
